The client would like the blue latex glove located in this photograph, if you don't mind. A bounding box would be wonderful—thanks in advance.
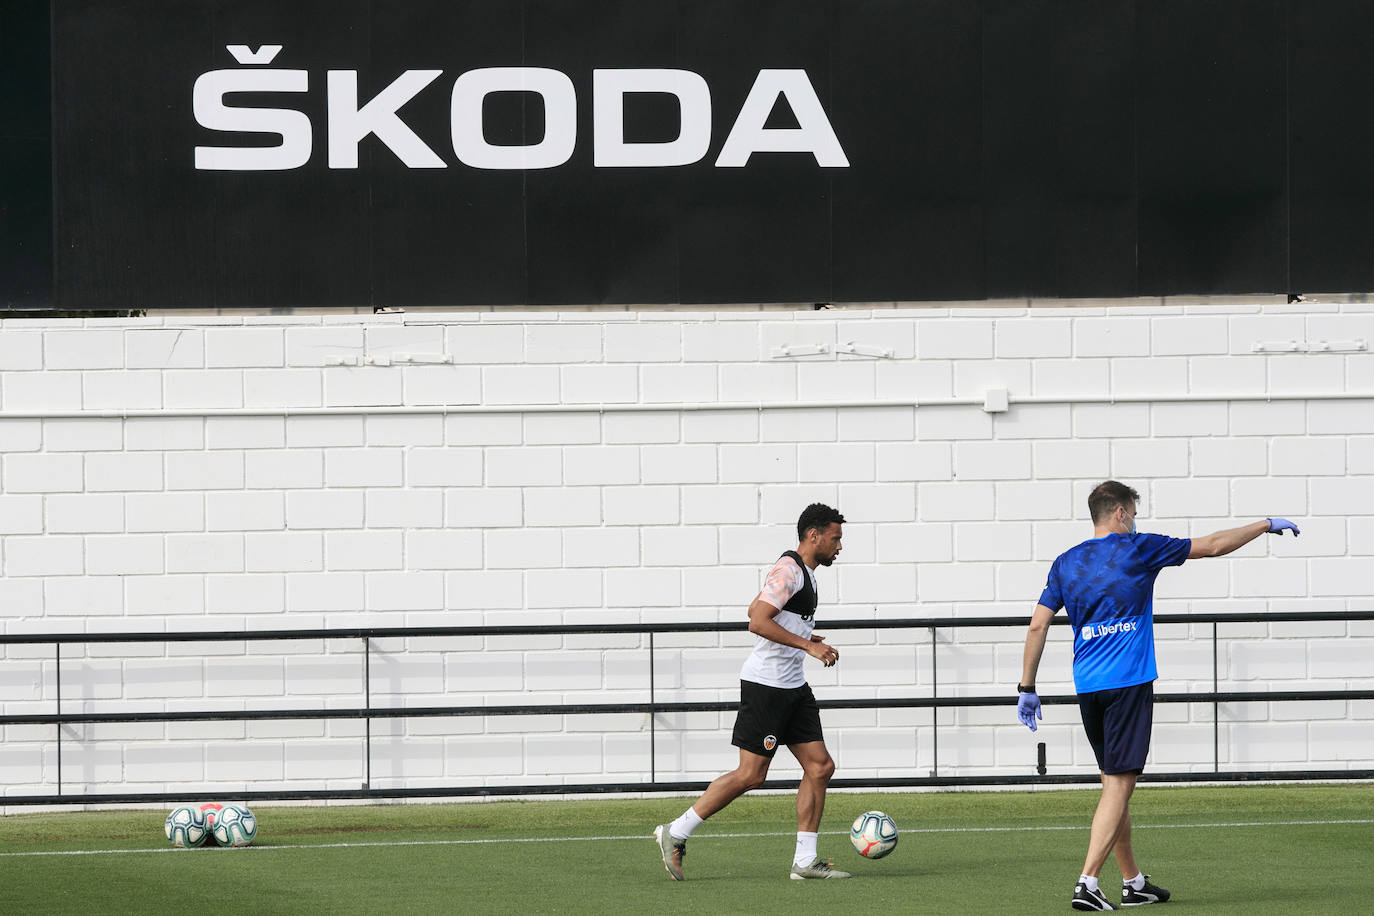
[1267,518,1300,536]
[1017,691,1042,731]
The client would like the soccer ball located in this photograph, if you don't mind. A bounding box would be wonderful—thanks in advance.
[165,805,210,848]
[210,804,259,847]
[849,810,898,859]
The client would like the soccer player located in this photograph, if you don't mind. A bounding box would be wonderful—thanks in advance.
[1016,480,1299,911]
[654,503,850,881]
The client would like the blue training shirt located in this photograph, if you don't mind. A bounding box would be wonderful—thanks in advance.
[1038,532,1191,694]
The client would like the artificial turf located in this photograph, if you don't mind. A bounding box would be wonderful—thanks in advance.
[1,783,1370,914]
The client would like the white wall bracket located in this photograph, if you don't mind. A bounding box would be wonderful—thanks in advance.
[333,353,454,367]
[1251,339,1367,353]
[983,388,1010,413]
[836,341,894,359]
[770,343,830,358]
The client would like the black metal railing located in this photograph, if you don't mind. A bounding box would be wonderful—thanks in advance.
[3,610,1373,805]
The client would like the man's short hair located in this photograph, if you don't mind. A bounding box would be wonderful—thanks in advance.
[797,503,845,541]
[1088,480,1140,524]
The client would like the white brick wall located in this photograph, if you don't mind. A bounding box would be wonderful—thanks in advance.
[1,303,1371,802]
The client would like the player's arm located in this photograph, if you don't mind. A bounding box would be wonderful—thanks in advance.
[1188,517,1299,559]
[1020,604,1055,690]
[747,597,839,667]
[1016,604,1055,731]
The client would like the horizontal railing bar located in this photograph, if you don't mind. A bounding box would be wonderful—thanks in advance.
[6,689,1370,726]
[4,768,1373,806]
[3,609,1372,645]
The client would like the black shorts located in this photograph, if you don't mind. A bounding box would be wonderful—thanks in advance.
[1078,681,1154,775]
[731,680,825,758]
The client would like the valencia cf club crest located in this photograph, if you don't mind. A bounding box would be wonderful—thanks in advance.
[763,735,777,751]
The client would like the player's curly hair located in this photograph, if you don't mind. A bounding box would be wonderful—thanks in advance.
[1088,480,1140,524]
[797,503,845,541]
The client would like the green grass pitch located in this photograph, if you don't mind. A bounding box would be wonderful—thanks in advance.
[1,783,1371,914]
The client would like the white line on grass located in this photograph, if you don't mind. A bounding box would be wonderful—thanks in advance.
[2,818,1370,859]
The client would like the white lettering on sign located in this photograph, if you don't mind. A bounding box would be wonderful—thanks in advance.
[450,67,578,170]
[592,68,712,167]
[192,46,310,171]
[328,69,446,169]
[191,47,848,171]
[715,69,849,168]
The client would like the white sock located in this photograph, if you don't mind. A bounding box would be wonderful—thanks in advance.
[1079,875,1099,892]
[793,831,819,867]
[1125,872,1145,890]
[668,806,704,841]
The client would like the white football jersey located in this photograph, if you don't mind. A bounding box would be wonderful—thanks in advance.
[738,554,816,689]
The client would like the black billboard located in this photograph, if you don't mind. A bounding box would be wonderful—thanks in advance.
[7,1,1374,309]
[1,0,52,308]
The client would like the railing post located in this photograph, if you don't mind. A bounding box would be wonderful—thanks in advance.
[1213,621,1220,774]
[930,625,938,778]
[649,632,656,785]
[55,642,62,797]
[363,637,371,790]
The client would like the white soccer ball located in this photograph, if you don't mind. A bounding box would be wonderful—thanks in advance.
[165,805,210,848]
[210,804,259,847]
[849,810,898,859]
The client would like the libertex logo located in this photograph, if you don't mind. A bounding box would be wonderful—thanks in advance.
[1080,620,1139,641]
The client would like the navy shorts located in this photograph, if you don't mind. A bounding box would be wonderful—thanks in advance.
[731,680,824,758]
[1078,681,1154,775]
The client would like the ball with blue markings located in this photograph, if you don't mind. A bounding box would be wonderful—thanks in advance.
[849,810,898,859]
[210,804,258,847]
[165,805,210,848]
